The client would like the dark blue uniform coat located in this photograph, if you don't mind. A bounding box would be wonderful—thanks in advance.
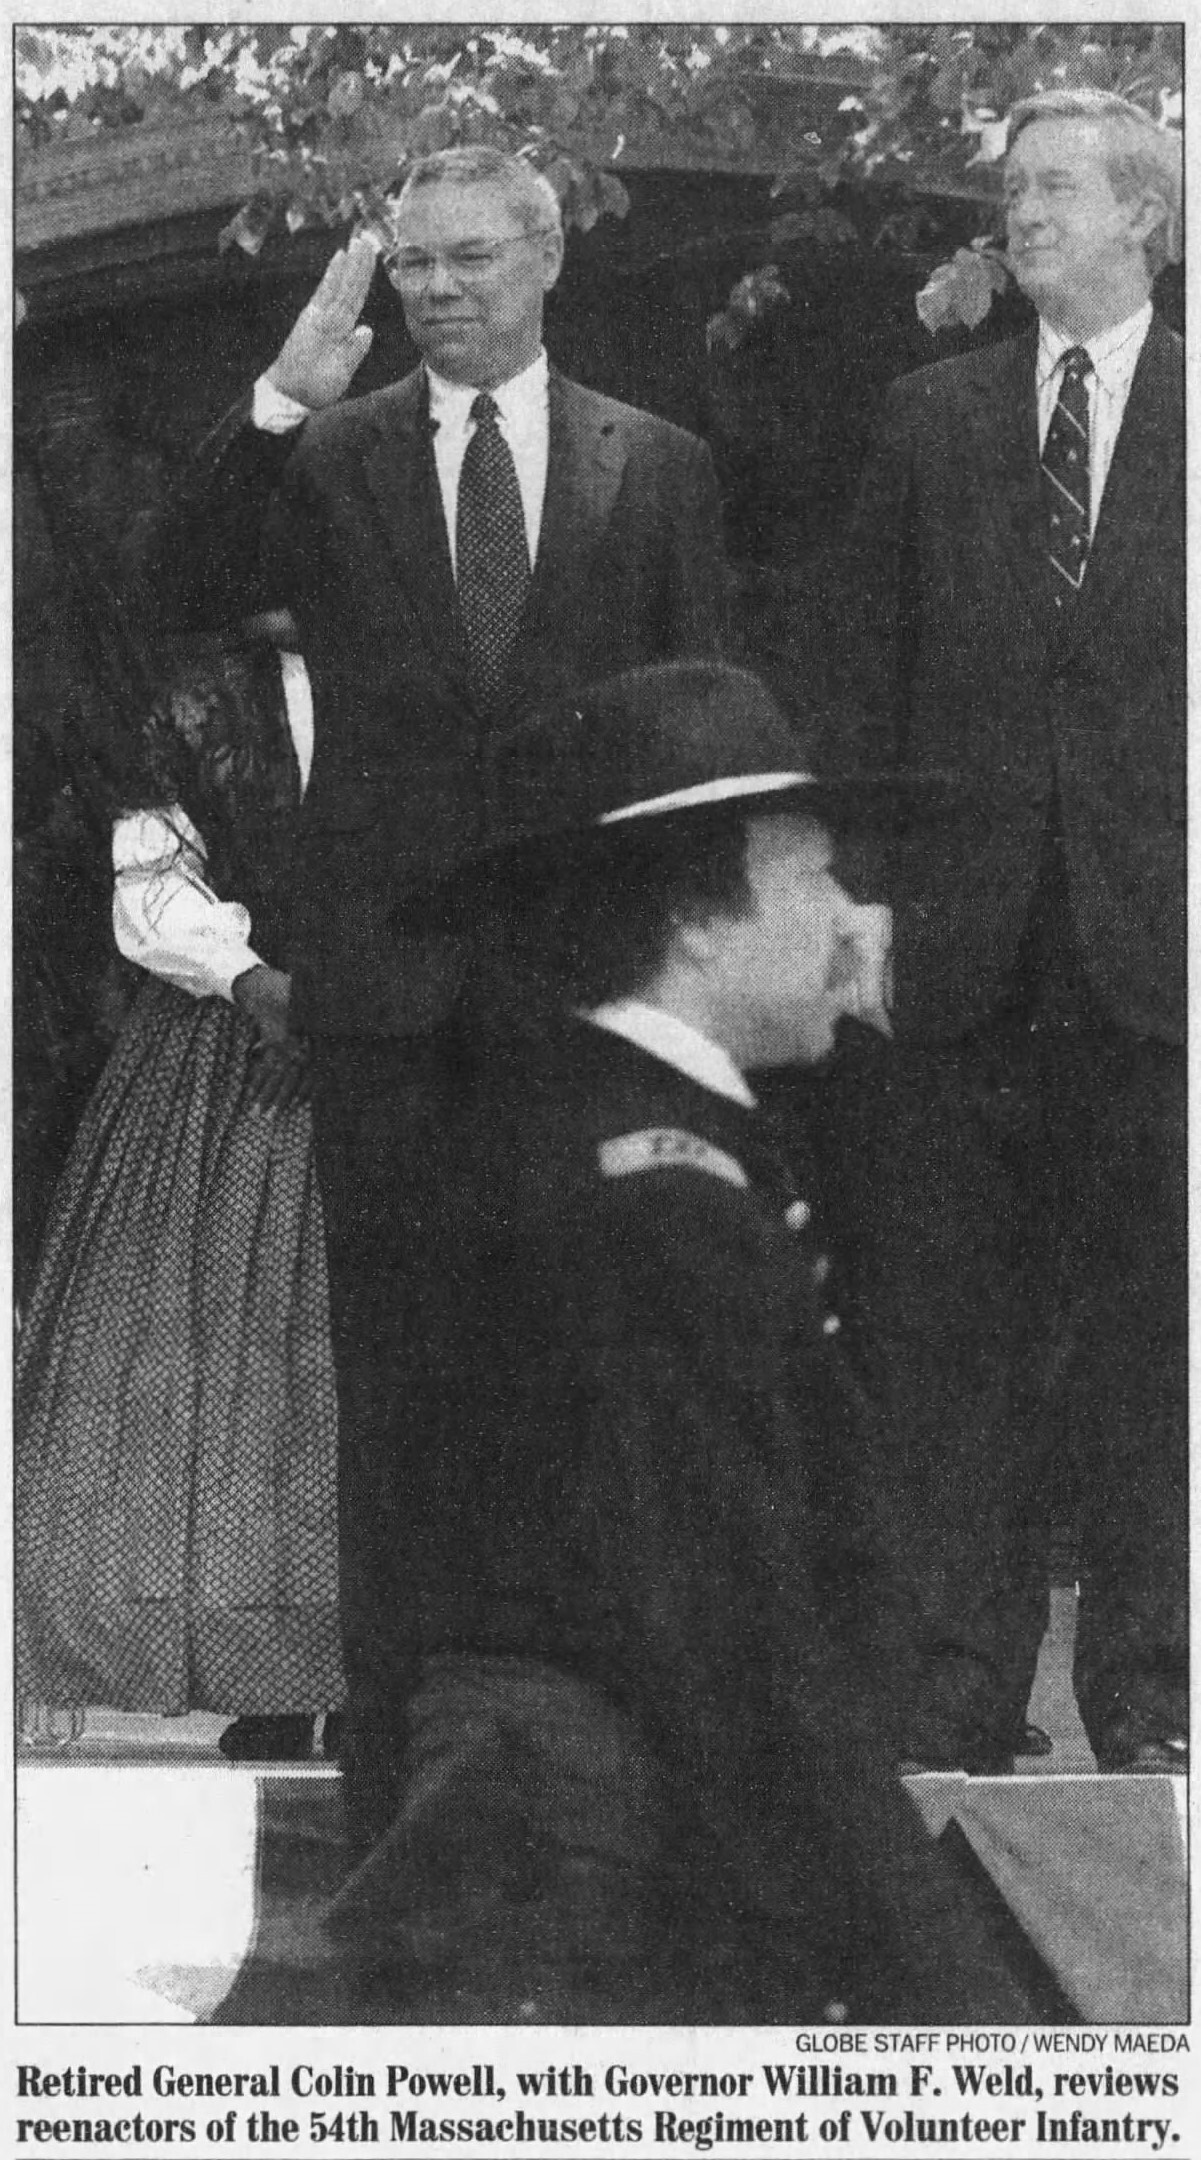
[344,1013,1038,2021]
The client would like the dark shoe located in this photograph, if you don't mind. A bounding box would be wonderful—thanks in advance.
[897,1734,1016,1777]
[902,1722,1051,1773]
[218,1715,316,1762]
[1094,1730,1187,1776]
[322,1712,344,1761]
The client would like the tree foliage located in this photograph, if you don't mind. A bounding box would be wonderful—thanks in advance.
[16,23,1183,327]
[11,22,1186,1271]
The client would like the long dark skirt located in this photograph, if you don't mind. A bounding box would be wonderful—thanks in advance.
[16,976,344,1715]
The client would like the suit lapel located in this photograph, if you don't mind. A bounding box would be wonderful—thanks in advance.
[364,371,470,682]
[508,371,628,697]
[363,368,630,707]
[1065,316,1181,647]
[964,330,1053,635]
[965,317,1181,658]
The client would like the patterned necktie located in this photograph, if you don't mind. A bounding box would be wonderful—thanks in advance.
[456,391,531,715]
[1042,345,1092,606]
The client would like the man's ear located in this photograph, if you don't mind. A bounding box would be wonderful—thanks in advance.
[1129,187,1167,251]
[672,912,725,973]
[539,225,566,294]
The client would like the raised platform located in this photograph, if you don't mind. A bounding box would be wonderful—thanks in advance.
[16,1594,1186,2026]
[17,1759,1185,2027]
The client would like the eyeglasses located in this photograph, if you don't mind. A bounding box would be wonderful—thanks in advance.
[386,233,554,286]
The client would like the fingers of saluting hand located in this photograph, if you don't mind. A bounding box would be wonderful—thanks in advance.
[308,233,379,330]
[269,236,377,405]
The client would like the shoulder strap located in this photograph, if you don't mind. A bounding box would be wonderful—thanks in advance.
[598,1127,749,1190]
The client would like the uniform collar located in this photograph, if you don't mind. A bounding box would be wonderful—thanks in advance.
[585,999,757,1108]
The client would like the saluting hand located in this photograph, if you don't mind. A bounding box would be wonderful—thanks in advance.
[266,233,378,411]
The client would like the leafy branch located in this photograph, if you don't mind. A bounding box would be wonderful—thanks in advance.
[17,23,1183,331]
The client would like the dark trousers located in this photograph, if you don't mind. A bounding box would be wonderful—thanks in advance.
[309,1031,471,1851]
[321,1651,1043,2024]
[1002,1014,1186,1753]
[324,1655,673,2022]
[805,988,1186,1764]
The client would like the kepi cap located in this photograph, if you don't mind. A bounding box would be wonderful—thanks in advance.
[482,661,939,858]
[396,661,947,922]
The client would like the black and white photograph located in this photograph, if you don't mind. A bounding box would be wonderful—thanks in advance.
[10,15,1189,2136]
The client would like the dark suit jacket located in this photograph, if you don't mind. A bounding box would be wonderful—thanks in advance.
[837,316,1184,1044]
[346,1011,1033,2021]
[150,368,728,1036]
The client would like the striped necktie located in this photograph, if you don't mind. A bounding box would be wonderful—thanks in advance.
[1042,346,1092,605]
[456,391,531,716]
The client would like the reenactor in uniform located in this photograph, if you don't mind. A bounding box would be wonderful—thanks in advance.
[330,661,1037,2024]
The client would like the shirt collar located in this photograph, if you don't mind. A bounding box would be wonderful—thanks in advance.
[585,999,758,1109]
[426,348,549,430]
[1037,301,1153,389]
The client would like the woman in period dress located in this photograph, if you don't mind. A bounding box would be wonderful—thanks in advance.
[16,627,344,1760]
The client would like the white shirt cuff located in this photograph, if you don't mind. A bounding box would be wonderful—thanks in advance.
[253,375,310,433]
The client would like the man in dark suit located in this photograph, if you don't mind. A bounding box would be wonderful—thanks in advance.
[818,89,1184,1774]
[150,146,728,1763]
[327,660,1035,2023]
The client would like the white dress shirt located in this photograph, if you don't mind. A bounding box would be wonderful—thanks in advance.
[427,349,550,575]
[112,653,313,1002]
[586,999,757,1108]
[1036,302,1152,537]
[254,349,552,576]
